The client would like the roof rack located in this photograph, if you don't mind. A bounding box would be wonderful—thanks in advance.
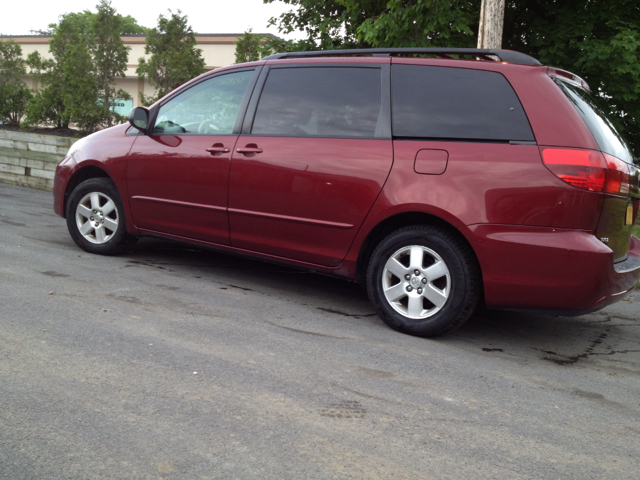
[263,48,542,66]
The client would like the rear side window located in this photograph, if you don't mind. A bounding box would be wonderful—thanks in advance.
[252,67,382,138]
[391,65,534,142]
[555,79,634,163]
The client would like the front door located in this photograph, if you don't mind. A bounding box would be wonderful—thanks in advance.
[127,69,256,244]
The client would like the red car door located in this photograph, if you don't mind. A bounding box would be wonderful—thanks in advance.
[127,69,257,244]
[228,64,393,266]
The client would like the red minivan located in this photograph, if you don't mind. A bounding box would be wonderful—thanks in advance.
[53,48,640,337]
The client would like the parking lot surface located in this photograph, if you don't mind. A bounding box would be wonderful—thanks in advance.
[1,183,639,479]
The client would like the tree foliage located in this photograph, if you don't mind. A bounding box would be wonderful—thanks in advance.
[25,14,98,130]
[0,40,32,124]
[91,0,131,127]
[262,0,477,52]
[24,52,66,128]
[42,9,148,35]
[136,10,206,106]
[504,0,640,155]
[235,29,262,63]
[357,0,477,48]
[24,1,139,132]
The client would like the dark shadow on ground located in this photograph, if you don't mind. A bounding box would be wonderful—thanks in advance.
[125,237,639,361]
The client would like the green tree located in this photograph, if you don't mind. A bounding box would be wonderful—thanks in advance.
[90,0,131,127]
[136,10,206,106]
[357,0,477,48]
[25,13,100,131]
[24,52,68,128]
[46,9,148,35]
[235,29,263,63]
[262,0,477,51]
[25,2,145,131]
[504,0,640,155]
[118,14,149,35]
[0,40,32,124]
[263,0,376,50]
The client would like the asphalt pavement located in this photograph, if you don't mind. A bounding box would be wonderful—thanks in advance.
[1,182,639,479]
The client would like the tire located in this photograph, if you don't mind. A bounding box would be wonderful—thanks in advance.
[65,178,137,255]
[366,225,480,337]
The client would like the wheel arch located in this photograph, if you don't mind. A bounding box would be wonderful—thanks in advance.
[63,166,112,218]
[356,211,482,287]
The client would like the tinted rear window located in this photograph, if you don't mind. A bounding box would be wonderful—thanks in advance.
[391,65,535,142]
[252,67,382,138]
[555,79,634,163]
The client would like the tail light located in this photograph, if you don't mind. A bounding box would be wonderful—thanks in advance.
[541,148,630,196]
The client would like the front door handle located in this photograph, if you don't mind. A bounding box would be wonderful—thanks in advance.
[206,143,230,156]
[236,144,263,156]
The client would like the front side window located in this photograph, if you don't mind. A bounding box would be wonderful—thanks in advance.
[391,65,535,142]
[153,70,254,135]
[252,67,382,138]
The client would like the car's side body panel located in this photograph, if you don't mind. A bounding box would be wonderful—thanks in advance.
[461,224,640,310]
[53,124,138,233]
[389,141,603,229]
[228,136,393,266]
[127,134,236,245]
[53,53,640,321]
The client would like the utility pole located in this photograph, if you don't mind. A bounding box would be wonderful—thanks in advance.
[477,0,505,49]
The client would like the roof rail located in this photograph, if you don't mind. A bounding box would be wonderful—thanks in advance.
[262,48,542,66]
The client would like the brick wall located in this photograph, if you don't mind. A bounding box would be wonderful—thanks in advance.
[0,130,77,192]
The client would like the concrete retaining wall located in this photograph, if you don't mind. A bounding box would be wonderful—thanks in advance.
[0,130,77,192]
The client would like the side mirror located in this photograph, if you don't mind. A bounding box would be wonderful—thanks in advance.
[129,107,149,133]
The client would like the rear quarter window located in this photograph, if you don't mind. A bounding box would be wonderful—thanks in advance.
[554,79,635,164]
[391,65,535,142]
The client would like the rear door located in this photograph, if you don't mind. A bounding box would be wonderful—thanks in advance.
[127,68,258,244]
[228,62,393,266]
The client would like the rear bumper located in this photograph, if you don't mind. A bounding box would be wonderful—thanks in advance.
[461,224,640,312]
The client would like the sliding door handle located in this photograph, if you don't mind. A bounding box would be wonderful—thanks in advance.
[236,144,263,155]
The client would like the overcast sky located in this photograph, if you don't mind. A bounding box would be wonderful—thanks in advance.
[1,0,301,38]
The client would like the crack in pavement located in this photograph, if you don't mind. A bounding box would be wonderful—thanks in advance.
[262,320,347,339]
[317,307,376,318]
[533,327,640,365]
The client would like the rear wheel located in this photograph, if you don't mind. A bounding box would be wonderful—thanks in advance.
[65,178,137,255]
[366,225,480,337]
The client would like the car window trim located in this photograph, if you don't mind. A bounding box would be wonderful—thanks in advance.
[241,66,270,135]
[393,136,528,144]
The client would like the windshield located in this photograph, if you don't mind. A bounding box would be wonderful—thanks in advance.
[555,79,635,164]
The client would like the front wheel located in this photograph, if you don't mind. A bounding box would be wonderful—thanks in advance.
[366,225,480,337]
[65,178,137,255]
